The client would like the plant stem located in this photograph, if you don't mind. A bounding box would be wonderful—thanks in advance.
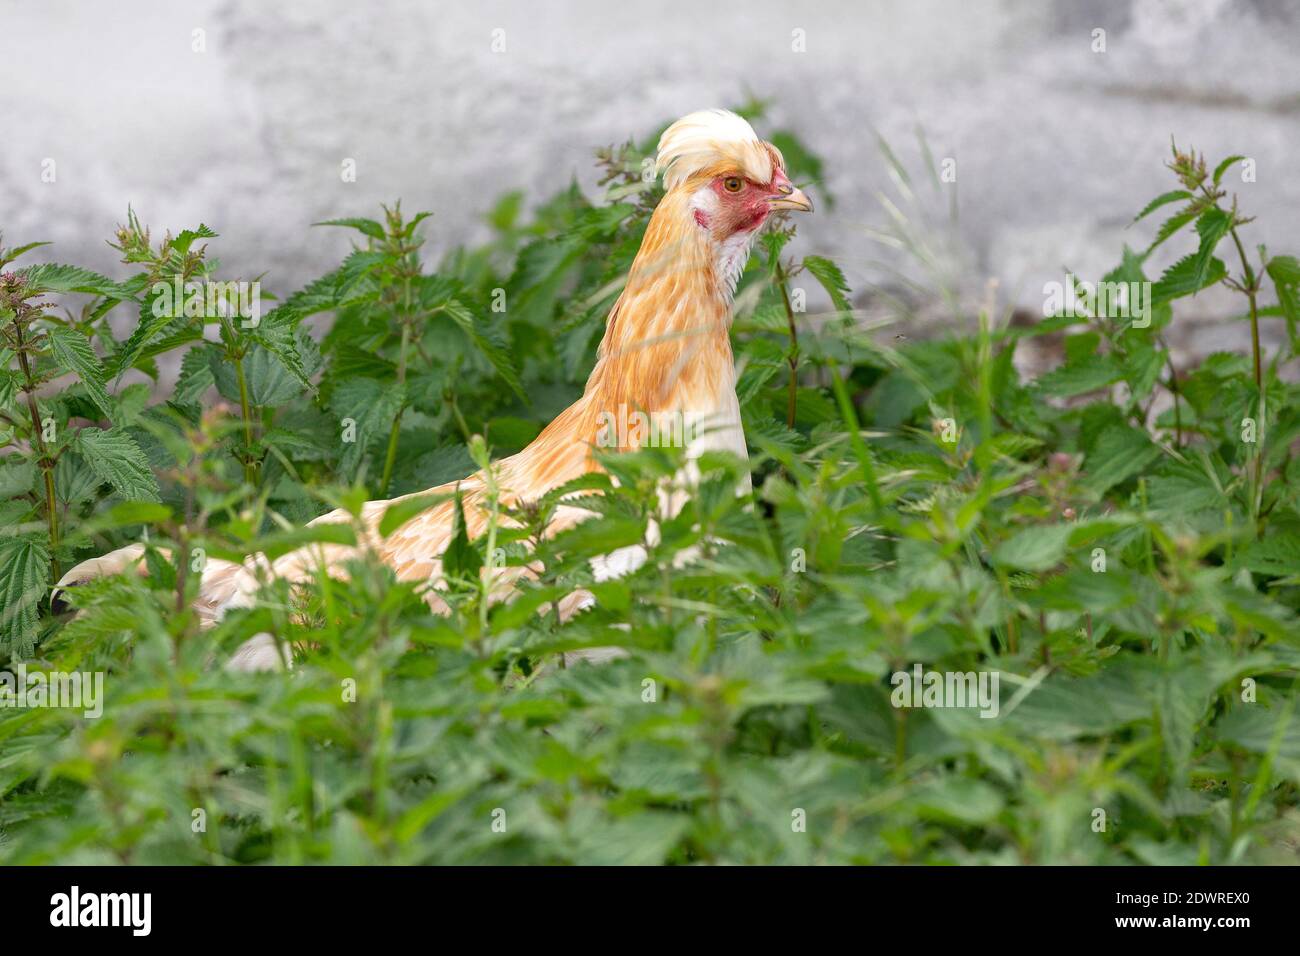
[1228,227,1266,527]
[175,477,197,621]
[775,261,800,429]
[1151,328,1182,443]
[893,707,907,776]
[217,313,259,487]
[828,365,885,516]
[1197,178,1267,529]
[379,320,411,496]
[1229,228,1263,391]
[13,319,60,573]
[479,465,499,634]
[1164,354,1183,447]
[232,352,258,487]
[448,387,472,443]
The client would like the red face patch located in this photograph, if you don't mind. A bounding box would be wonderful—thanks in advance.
[705,168,791,238]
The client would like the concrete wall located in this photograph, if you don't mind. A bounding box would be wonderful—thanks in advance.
[5,0,1299,360]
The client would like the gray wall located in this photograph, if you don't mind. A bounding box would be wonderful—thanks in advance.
[5,0,1298,360]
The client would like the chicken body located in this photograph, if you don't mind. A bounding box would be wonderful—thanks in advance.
[55,110,812,666]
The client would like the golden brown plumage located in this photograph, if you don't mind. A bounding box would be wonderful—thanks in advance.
[55,109,812,666]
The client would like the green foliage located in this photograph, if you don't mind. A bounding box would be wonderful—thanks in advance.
[1,117,1298,865]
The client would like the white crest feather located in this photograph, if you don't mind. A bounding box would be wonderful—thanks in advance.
[655,109,778,191]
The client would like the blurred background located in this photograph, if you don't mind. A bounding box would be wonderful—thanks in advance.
[4,0,1299,363]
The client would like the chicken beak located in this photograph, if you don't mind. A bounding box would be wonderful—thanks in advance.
[768,185,813,212]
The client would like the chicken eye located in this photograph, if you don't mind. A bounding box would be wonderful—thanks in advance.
[722,176,744,193]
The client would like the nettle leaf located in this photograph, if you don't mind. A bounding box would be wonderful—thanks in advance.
[802,255,852,313]
[217,332,321,407]
[550,514,647,559]
[1157,666,1212,778]
[55,454,102,505]
[1145,463,1225,514]
[1237,534,1300,577]
[273,251,386,324]
[993,523,1073,571]
[0,240,52,263]
[1190,208,1232,290]
[1034,354,1123,398]
[486,415,541,452]
[441,489,482,582]
[332,344,397,382]
[249,313,315,390]
[737,303,790,336]
[505,236,584,327]
[1152,251,1227,305]
[1145,208,1198,257]
[313,217,387,241]
[169,225,217,259]
[330,377,405,476]
[559,319,603,382]
[45,325,115,423]
[1064,330,1101,363]
[0,364,17,409]
[760,228,793,263]
[573,813,690,866]
[1132,190,1192,224]
[174,345,218,405]
[16,263,127,298]
[1006,663,1153,740]
[1221,586,1300,644]
[1212,155,1246,185]
[736,361,782,407]
[990,432,1044,459]
[1264,254,1300,286]
[1121,341,1164,403]
[111,289,182,379]
[0,535,50,659]
[393,445,477,496]
[1217,704,1300,761]
[912,778,1005,826]
[76,426,161,502]
[745,414,805,453]
[487,190,525,231]
[1083,425,1161,495]
[0,458,37,499]
[441,299,526,401]
[1265,255,1300,341]
[571,202,637,241]
[134,326,204,366]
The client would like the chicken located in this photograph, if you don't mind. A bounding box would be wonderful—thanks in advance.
[54,109,813,667]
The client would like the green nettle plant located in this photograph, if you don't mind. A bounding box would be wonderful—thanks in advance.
[1,105,1297,864]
